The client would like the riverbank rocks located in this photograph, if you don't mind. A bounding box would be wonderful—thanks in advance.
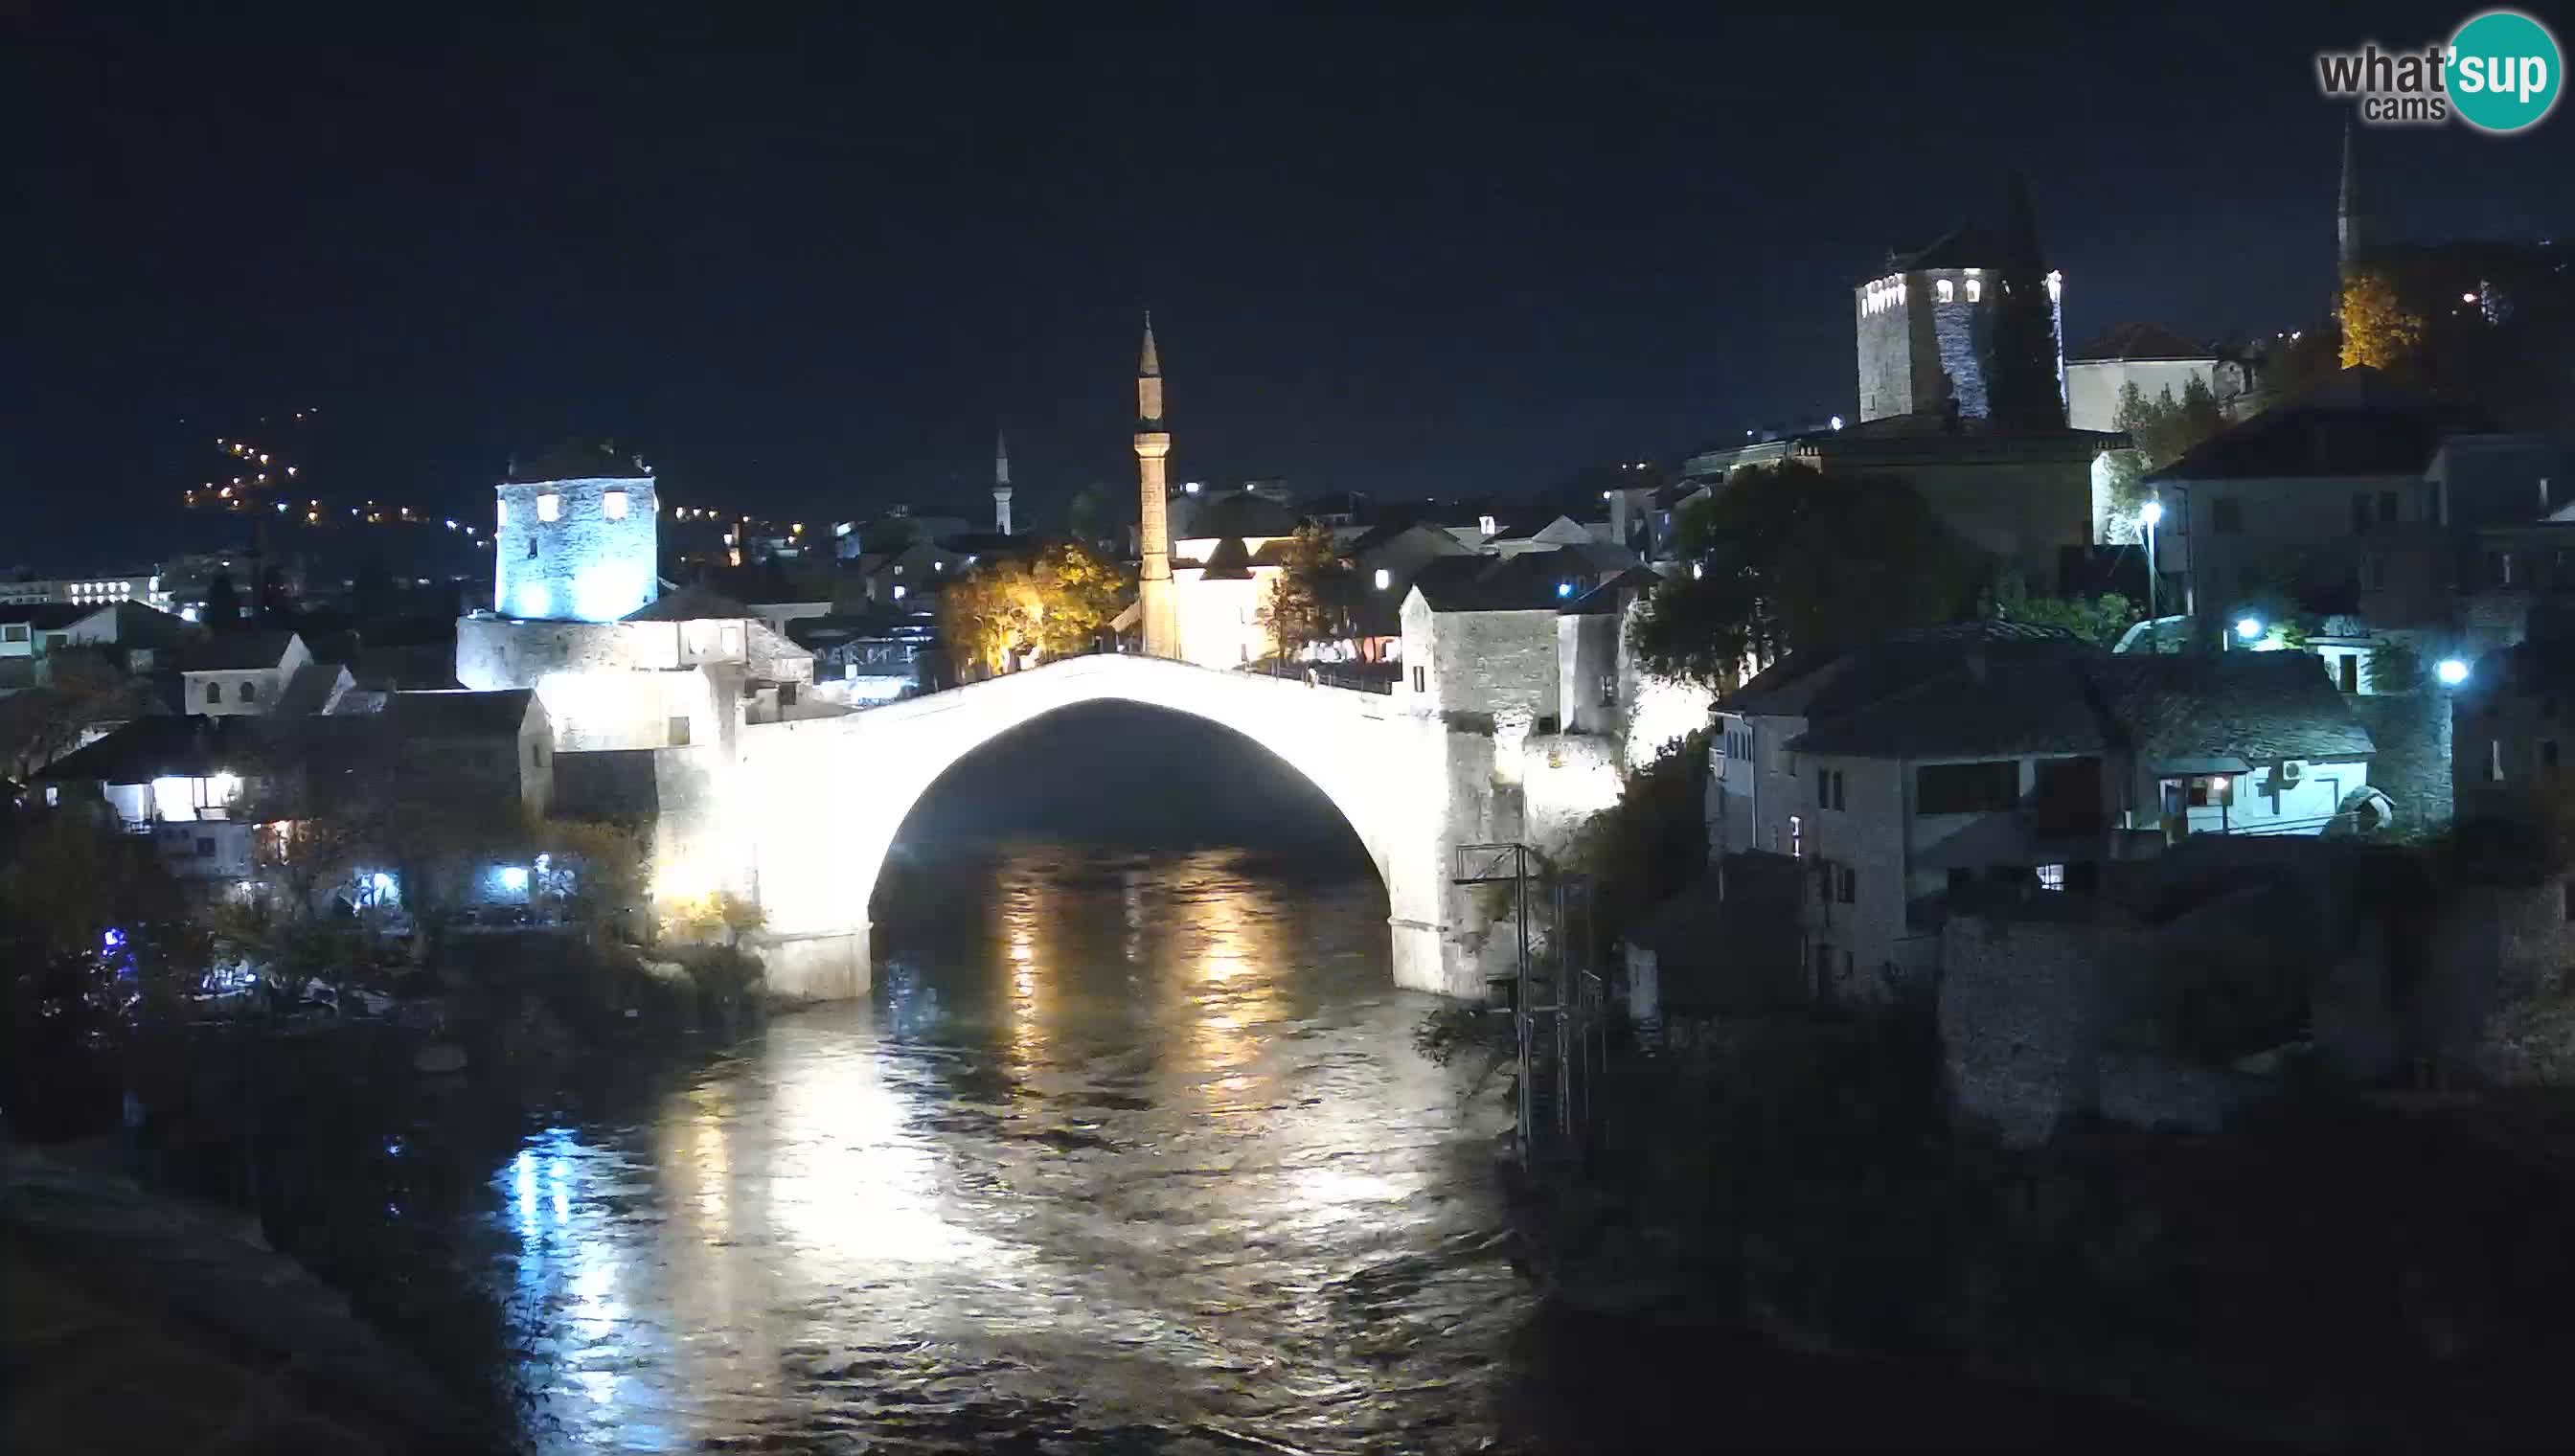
[0,1142,477,1454]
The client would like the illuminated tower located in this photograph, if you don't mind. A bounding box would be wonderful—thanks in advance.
[992,429,1014,535]
[1133,313,1180,658]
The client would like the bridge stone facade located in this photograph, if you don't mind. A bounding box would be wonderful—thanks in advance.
[735,654,1521,1001]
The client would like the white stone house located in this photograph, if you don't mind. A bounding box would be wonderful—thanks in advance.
[1715,624,2375,1003]
[2063,322,2255,434]
[180,630,311,716]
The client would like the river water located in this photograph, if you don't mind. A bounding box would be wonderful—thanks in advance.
[451,842,2194,1453]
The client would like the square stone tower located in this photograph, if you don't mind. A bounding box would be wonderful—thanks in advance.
[1854,227,2063,423]
[493,472,660,623]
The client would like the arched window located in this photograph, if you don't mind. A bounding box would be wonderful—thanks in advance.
[205,680,222,704]
[1966,279,1983,303]
[239,680,257,703]
[1936,279,1955,304]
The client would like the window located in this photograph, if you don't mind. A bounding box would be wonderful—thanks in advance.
[2491,551,2515,587]
[205,680,222,704]
[239,680,256,703]
[195,837,215,857]
[525,535,538,559]
[1411,666,1426,693]
[2037,864,2067,892]
[2352,493,2372,534]
[1815,767,1845,809]
[1936,279,1955,303]
[1600,672,1618,706]
[1965,278,1982,303]
[2181,774,2235,808]
[1835,863,1856,904]
[2339,653,2360,694]
[2378,490,2400,524]
[0,624,24,643]
[669,716,692,747]
[604,489,629,520]
[1916,762,2018,815]
[536,492,561,522]
[2212,497,2243,535]
[1374,568,1391,591]
[2545,740,2561,771]
[498,499,510,527]
[1788,814,1803,858]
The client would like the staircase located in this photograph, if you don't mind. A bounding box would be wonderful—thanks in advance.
[1454,842,1603,1169]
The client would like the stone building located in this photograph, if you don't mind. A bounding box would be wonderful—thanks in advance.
[492,448,659,625]
[2062,322,2257,434]
[1853,210,2062,424]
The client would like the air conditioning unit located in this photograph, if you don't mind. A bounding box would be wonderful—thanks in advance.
[2276,760,2303,786]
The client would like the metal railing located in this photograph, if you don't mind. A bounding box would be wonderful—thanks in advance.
[1453,841,1603,1168]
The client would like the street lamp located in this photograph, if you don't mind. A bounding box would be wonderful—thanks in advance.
[2436,657,2471,686]
[2235,616,2265,644]
[2139,500,2164,650]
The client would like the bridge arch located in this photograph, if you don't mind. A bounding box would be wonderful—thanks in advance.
[732,655,1467,1001]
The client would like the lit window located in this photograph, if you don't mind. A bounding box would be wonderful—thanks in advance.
[893,584,907,601]
[2037,864,2066,892]
[536,493,561,522]
[497,499,509,527]
[1375,568,1391,591]
[1936,279,1955,303]
[603,489,628,520]
[1965,279,1982,303]
[1789,813,1803,858]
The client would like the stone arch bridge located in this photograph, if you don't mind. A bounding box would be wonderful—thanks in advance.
[732,654,1507,1002]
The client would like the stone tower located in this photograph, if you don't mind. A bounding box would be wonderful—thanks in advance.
[1133,313,1180,658]
[992,429,1014,535]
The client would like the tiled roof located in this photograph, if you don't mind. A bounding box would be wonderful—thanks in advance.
[180,629,299,672]
[2087,651,2374,763]
[1188,492,1302,539]
[623,583,751,622]
[1408,553,1586,613]
[2070,323,2219,363]
[2147,366,2495,482]
[389,689,536,739]
[38,715,281,785]
[1197,536,1257,580]
[1729,621,2088,717]
[1563,567,1668,615]
[0,603,89,630]
[1788,656,2110,758]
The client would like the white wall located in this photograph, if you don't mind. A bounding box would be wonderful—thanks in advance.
[2065,357,2219,434]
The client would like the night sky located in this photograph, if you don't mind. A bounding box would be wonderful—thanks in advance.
[11,2,2572,563]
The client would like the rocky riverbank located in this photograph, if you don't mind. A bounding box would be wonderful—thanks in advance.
[1,1141,496,1455]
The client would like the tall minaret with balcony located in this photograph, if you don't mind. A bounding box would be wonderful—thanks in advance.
[992,429,1014,535]
[1133,314,1180,658]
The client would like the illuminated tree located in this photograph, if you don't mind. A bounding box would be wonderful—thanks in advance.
[2339,270,2427,372]
[1983,580,2140,648]
[1255,524,1354,662]
[2113,375,2224,472]
[937,541,1128,677]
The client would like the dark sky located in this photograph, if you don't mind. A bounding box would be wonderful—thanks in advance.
[10,2,2571,562]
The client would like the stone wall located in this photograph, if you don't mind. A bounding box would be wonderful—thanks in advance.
[1938,914,2120,1148]
[493,475,658,623]
[2352,689,2453,829]
[1427,608,1561,727]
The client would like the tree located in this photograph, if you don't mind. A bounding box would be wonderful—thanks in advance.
[1629,466,1976,690]
[203,571,240,628]
[2339,269,2427,373]
[353,555,393,623]
[1255,523,1353,663]
[537,817,651,944]
[2112,375,2225,472]
[257,564,291,621]
[0,648,151,782]
[1984,582,2141,648]
[1985,171,2067,431]
[937,541,1129,677]
[1066,482,1124,549]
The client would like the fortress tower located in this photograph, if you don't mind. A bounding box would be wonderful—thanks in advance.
[491,445,659,623]
[1134,314,1180,658]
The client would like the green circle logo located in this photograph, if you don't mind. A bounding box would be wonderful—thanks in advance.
[2450,10,2562,132]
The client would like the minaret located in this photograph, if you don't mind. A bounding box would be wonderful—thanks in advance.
[1133,312,1180,658]
[992,429,1014,535]
[2336,121,2363,278]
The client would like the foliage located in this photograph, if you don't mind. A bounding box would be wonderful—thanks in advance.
[1629,465,1977,689]
[1984,582,2141,648]
[2095,446,2151,541]
[202,572,240,628]
[537,817,651,942]
[2112,375,2224,472]
[2256,323,2343,407]
[659,890,765,945]
[2339,269,2427,373]
[1560,731,1712,953]
[0,647,151,781]
[2142,910,2314,1065]
[2365,640,2425,694]
[1255,523,1354,662]
[937,541,1129,677]
[1411,1001,1512,1068]
[1985,172,2066,431]
[1065,481,1125,549]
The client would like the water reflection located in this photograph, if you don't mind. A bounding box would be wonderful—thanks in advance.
[480,847,1516,1452]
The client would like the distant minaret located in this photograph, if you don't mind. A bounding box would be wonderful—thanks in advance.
[992,429,1014,535]
[2336,121,2364,278]
[1133,313,1180,658]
